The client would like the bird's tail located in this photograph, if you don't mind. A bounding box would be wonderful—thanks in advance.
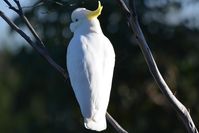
[84,116,106,131]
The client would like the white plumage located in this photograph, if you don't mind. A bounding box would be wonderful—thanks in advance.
[66,1,115,131]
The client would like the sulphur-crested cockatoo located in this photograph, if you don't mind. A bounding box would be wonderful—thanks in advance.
[66,1,115,131]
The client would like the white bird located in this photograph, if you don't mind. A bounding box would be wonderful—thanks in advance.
[66,1,115,131]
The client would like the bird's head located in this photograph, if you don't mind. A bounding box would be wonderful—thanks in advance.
[70,1,103,33]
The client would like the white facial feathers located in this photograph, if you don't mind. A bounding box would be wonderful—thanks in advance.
[70,1,103,33]
[69,8,100,33]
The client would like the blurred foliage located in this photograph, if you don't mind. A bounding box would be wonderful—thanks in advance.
[0,0,199,133]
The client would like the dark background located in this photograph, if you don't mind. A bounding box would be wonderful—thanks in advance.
[0,0,199,132]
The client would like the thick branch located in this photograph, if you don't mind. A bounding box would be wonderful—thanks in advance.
[116,0,198,133]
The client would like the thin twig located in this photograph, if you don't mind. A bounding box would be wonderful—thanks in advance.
[4,0,18,12]
[106,113,128,133]
[116,0,198,133]
[4,0,45,47]
[0,1,127,133]
[116,0,130,16]
[0,10,67,79]
[14,0,45,47]
[13,0,23,14]
[24,16,45,47]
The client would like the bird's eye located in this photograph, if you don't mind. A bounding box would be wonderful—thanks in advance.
[75,19,78,22]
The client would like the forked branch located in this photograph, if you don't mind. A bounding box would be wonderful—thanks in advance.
[115,0,198,133]
[0,10,66,79]
[4,0,45,47]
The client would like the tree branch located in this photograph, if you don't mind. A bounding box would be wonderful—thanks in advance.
[4,0,45,47]
[106,113,128,133]
[0,10,67,79]
[115,0,198,133]
[0,1,127,133]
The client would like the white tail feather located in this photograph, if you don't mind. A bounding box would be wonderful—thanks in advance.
[84,117,106,131]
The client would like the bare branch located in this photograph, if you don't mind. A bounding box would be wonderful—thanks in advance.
[0,1,127,133]
[106,113,128,133]
[4,0,18,13]
[13,0,23,14]
[13,0,45,46]
[115,0,199,133]
[4,0,45,47]
[0,10,67,79]
[116,0,130,16]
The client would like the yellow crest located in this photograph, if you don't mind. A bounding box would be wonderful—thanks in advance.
[87,1,103,20]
